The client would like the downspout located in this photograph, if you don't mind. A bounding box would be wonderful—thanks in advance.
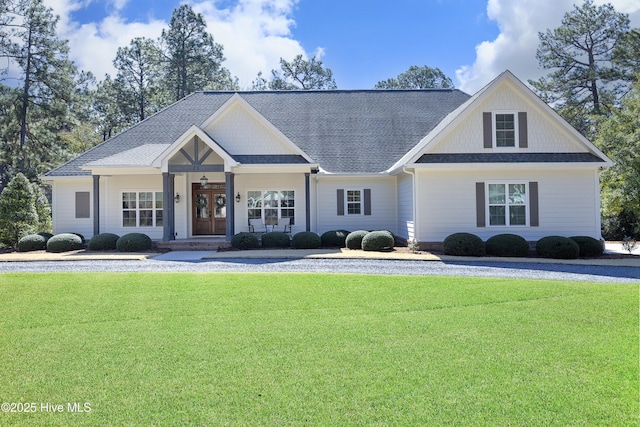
[403,167,417,244]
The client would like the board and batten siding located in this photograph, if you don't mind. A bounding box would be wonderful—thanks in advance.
[396,172,414,241]
[234,173,307,235]
[315,176,397,235]
[51,179,95,238]
[415,168,601,242]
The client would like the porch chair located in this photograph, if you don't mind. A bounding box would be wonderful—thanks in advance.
[248,218,267,234]
[278,217,292,234]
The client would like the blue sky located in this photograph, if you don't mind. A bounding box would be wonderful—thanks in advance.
[47,0,640,93]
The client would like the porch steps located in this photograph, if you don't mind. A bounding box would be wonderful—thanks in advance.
[156,240,231,251]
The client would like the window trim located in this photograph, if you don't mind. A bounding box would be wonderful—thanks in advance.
[485,181,529,227]
[121,191,163,228]
[345,188,364,216]
[492,111,519,149]
[246,189,295,224]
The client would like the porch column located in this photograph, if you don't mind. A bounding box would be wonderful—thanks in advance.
[305,173,311,232]
[93,175,100,236]
[225,172,235,238]
[162,172,175,242]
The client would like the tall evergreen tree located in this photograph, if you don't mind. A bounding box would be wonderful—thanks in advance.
[0,0,77,187]
[375,65,453,89]
[269,55,337,90]
[529,0,630,136]
[159,4,237,101]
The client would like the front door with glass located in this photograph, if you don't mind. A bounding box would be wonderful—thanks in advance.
[192,183,226,235]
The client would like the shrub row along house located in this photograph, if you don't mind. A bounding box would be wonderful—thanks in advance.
[44,71,612,248]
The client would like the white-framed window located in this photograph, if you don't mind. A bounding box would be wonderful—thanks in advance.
[346,189,363,215]
[487,182,527,226]
[247,190,295,225]
[493,111,518,148]
[122,191,163,227]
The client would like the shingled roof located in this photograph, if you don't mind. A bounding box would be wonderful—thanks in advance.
[45,89,471,177]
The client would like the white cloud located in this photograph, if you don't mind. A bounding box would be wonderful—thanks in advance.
[42,0,312,88]
[457,0,640,94]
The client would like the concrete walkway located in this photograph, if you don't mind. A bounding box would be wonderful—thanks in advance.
[1,243,638,267]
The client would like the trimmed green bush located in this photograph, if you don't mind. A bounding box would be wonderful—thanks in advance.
[536,236,579,259]
[486,234,530,257]
[291,231,321,249]
[443,233,486,257]
[361,230,395,251]
[570,236,604,257]
[47,233,85,253]
[71,232,85,243]
[17,234,47,252]
[321,230,350,247]
[116,233,152,252]
[37,232,54,242]
[231,232,259,250]
[88,233,120,251]
[345,230,369,250]
[261,232,290,248]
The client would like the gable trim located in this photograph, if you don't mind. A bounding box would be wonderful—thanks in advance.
[152,125,238,172]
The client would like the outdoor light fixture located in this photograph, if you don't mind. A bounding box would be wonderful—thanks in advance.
[200,175,208,188]
[174,193,180,203]
[235,192,241,203]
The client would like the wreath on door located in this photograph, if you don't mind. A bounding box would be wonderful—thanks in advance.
[215,195,225,208]
[195,195,208,209]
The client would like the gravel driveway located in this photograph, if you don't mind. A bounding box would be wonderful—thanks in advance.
[1,258,638,284]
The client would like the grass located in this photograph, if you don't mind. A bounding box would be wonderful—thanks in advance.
[0,273,637,426]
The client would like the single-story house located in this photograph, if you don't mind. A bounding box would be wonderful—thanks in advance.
[44,70,613,247]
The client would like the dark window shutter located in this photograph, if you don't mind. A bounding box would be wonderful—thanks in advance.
[363,189,371,216]
[529,182,539,226]
[75,192,90,218]
[483,112,492,148]
[476,182,485,227]
[518,112,528,148]
[337,189,344,216]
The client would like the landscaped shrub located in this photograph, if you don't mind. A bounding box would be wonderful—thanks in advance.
[345,230,369,249]
[485,233,530,257]
[71,232,85,243]
[116,233,152,252]
[443,232,486,256]
[291,231,321,249]
[47,233,85,253]
[570,236,604,257]
[37,232,54,242]
[231,232,259,250]
[361,230,395,251]
[261,231,290,248]
[536,236,579,259]
[17,234,47,252]
[321,230,350,247]
[88,233,120,251]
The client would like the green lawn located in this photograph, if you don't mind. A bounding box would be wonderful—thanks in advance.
[0,273,637,426]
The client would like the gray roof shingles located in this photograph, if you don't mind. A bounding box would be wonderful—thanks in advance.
[45,89,471,177]
[416,153,605,163]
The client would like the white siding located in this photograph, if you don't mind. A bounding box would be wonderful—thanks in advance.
[205,104,297,155]
[396,172,414,240]
[51,179,94,238]
[415,168,601,242]
[104,175,165,240]
[315,176,397,235]
[429,82,586,154]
